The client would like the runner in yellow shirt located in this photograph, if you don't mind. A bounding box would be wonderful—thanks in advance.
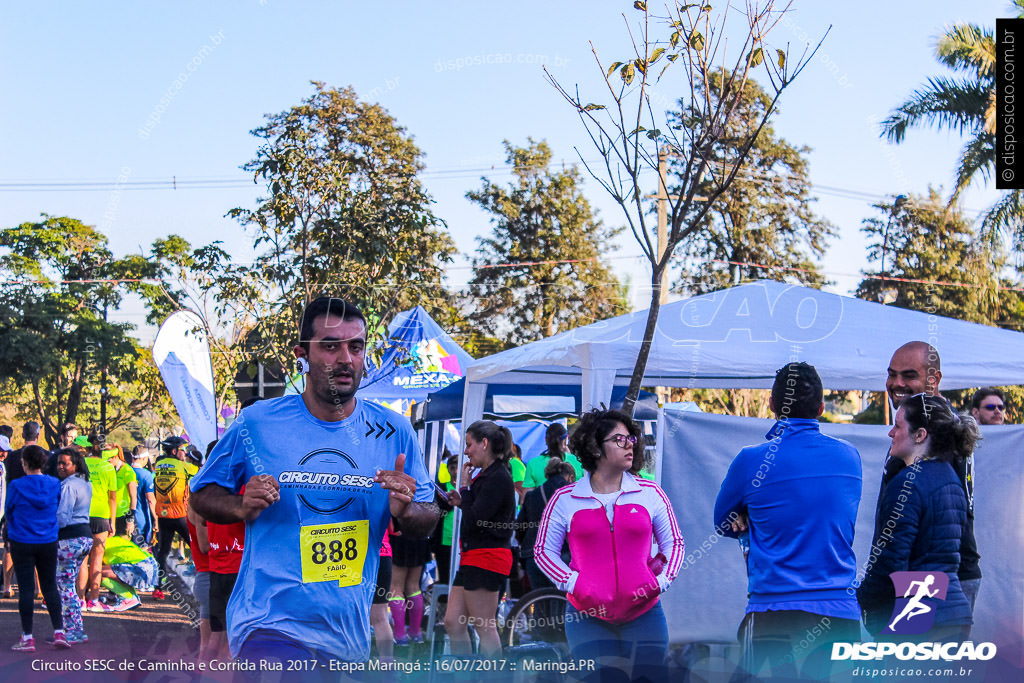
[104,445,138,539]
[153,437,196,596]
[81,437,117,611]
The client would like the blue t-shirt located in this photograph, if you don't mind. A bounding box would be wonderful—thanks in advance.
[189,395,433,661]
[133,466,155,531]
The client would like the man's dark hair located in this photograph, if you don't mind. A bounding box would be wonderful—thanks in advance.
[22,420,40,441]
[21,444,50,471]
[770,362,823,420]
[298,297,366,353]
[0,425,12,439]
[971,387,1006,410]
[60,423,77,435]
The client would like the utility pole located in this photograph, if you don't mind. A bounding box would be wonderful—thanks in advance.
[879,194,907,426]
[100,303,108,437]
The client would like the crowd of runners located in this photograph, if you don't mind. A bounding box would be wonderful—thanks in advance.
[0,422,201,651]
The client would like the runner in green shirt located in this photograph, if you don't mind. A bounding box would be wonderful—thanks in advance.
[510,446,526,506]
[522,423,583,489]
[105,445,138,538]
[82,437,118,609]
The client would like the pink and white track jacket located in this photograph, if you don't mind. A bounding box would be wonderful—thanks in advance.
[534,472,685,624]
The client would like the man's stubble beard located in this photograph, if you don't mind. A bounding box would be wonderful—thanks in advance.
[318,366,362,414]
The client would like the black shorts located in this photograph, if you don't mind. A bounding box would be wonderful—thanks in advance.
[453,565,507,593]
[89,517,111,535]
[373,557,393,605]
[390,534,431,568]
[114,515,132,536]
[209,571,238,632]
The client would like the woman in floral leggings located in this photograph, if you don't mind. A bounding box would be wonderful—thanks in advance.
[55,448,94,643]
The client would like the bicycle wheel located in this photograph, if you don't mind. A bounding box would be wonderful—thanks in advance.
[503,587,570,649]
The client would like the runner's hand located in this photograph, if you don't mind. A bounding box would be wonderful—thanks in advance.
[242,474,280,520]
[375,452,417,518]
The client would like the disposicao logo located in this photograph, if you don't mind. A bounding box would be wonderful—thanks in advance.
[831,642,996,662]
[886,571,947,635]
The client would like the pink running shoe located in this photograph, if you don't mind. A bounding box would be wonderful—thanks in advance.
[11,636,35,652]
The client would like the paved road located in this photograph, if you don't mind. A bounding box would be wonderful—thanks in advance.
[0,587,203,682]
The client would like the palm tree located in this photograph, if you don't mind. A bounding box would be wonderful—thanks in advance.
[881,2,1024,243]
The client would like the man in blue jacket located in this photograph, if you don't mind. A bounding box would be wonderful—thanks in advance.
[714,362,862,680]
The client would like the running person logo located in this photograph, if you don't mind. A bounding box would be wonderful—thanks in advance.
[885,571,949,635]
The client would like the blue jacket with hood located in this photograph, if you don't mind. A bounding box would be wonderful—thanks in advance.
[5,474,62,544]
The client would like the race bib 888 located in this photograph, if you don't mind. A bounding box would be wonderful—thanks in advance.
[299,520,369,586]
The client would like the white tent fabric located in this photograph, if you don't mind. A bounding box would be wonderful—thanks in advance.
[462,281,1024,427]
[659,409,1024,667]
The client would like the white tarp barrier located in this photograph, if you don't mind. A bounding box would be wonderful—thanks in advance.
[659,409,1024,666]
[152,310,218,450]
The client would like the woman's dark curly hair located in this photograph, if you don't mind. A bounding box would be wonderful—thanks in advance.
[569,409,645,474]
[55,447,90,482]
[901,394,980,464]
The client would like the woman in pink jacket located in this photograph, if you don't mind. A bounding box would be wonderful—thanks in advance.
[535,409,684,682]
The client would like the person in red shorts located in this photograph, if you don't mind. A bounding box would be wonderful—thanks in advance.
[207,491,245,660]
[443,421,517,657]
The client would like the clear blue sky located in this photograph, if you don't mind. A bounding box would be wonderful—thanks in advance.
[0,1,1009,343]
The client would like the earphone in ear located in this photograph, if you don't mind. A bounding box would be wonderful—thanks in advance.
[296,357,310,375]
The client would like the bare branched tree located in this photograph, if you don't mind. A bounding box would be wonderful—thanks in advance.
[545,0,826,413]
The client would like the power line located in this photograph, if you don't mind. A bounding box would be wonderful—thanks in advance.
[0,167,990,217]
[6,258,1022,293]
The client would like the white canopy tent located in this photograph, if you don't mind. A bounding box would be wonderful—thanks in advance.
[461,280,1024,425]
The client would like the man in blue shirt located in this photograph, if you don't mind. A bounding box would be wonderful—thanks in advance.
[191,298,438,668]
[714,362,862,680]
[130,448,157,548]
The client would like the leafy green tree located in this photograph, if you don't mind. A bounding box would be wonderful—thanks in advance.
[467,139,629,347]
[225,82,457,370]
[881,1,1024,242]
[0,215,174,446]
[856,188,1024,328]
[668,70,834,293]
[855,189,1024,423]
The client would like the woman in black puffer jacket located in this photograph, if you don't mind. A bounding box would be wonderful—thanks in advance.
[858,394,978,641]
